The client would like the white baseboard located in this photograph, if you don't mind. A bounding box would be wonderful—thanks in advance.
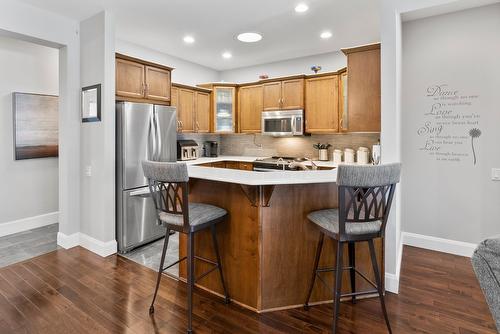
[0,212,58,237]
[57,232,117,257]
[402,232,477,258]
[385,273,399,294]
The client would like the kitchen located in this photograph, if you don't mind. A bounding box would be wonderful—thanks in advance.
[115,22,386,326]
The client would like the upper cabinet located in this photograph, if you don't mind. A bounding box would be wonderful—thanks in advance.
[305,75,339,133]
[198,84,237,133]
[263,78,304,111]
[238,85,263,133]
[115,53,173,105]
[171,83,211,133]
[341,43,381,132]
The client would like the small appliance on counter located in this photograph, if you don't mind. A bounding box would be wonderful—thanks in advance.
[357,147,370,164]
[203,141,219,157]
[177,140,199,161]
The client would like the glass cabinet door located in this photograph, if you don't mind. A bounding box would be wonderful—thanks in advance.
[214,87,235,132]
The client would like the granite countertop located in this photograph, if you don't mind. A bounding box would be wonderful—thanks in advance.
[184,155,339,186]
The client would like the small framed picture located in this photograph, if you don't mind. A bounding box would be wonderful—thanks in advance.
[81,84,101,122]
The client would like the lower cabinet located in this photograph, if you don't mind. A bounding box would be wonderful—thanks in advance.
[197,161,254,171]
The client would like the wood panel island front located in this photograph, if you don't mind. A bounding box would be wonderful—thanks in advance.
[178,157,383,313]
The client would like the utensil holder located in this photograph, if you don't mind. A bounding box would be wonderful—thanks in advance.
[318,149,329,161]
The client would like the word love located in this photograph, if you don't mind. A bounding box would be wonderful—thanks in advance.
[424,103,453,116]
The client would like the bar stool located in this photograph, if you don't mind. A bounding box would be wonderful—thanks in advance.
[142,161,230,334]
[304,163,401,334]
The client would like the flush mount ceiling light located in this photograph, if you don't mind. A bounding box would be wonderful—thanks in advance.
[295,3,309,13]
[222,51,232,59]
[183,35,195,44]
[320,31,333,39]
[237,32,262,43]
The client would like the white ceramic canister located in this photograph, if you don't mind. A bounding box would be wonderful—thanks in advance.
[332,149,343,164]
[344,148,355,163]
[357,147,370,165]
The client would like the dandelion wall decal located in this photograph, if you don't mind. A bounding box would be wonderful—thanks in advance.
[469,128,481,165]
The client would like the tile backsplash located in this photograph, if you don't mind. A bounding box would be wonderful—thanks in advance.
[179,133,380,160]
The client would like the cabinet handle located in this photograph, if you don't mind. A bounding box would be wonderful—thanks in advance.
[340,118,344,130]
[196,121,200,132]
[144,83,149,96]
[180,121,183,130]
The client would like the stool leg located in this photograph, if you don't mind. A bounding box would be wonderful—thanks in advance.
[304,232,324,309]
[187,232,195,334]
[211,224,230,303]
[332,241,344,334]
[348,242,356,304]
[149,228,170,314]
[368,239,392,334]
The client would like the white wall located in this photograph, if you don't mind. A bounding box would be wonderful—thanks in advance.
[380,0,499,292]
[402,4,500,243]
[0,0,81,239]
[0,36,59,227]
[116,40,219,86]
[219,51,346,83]
[79,11,117,254]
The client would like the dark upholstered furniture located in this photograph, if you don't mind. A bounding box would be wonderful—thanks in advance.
[143,161,229,334]
[304,163,401,334]
[472,236,500,332]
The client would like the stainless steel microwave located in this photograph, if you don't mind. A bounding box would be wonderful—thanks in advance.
[261,110,303,136]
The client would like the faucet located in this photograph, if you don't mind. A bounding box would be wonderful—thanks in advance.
[303,157,318,170]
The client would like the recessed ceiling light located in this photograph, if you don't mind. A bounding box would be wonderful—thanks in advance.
[222,52,232,59]
[183,35,195,44]
[237,32,262,43]
[295,3,309,13]
[320,31,332,39]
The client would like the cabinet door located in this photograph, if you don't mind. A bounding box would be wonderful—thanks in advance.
[339,72,349,131]
[171,87,179,131]
[262,82,282,111]
[305,76,339,133]
[225,161,240,170]
[239,85,263,133]
[195,91,210,133]
[214,87,236,133]
[178,88,195,133]
[239,162,254,171]
[347,49,380,132]
[116,58,145,99]
[282,79,304,110]
[145,66,171,102]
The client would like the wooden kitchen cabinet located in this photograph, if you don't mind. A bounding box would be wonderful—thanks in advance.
[341,43,381,132]
[115,53,173,105]
[263,78,304,111]
[195,91,210,133]
[238,85,263,133]
[305,75,339,133]
[172,83,212,133]
[178,88,195,132]
[198,84,238,133]
[145,66,171,102]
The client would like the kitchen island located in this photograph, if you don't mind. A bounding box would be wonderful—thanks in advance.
[178,156,383,313]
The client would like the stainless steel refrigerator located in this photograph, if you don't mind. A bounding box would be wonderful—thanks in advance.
[116,101,177,253]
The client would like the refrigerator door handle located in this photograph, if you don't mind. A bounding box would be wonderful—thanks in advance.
[154,109,162,161]
[149,110,157,161]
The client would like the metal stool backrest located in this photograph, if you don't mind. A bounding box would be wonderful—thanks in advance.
[142,160,190,233]
[336,163,401,241]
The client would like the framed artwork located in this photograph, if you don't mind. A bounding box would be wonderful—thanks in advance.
[12,92,58,160]
[81,84,101,122]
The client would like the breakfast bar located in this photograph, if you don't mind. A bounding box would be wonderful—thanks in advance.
[178,157,383,312]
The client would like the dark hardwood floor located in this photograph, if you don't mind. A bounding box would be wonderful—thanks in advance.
[0,245,495,333]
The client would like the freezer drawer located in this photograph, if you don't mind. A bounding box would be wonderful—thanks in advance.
[117,187,165,253]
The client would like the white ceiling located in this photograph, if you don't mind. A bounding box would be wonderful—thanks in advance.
[16,0,380,71]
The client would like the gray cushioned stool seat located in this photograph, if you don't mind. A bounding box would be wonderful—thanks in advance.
[471,235,500,332]
[159,203,227,228]
[307,209,382,236]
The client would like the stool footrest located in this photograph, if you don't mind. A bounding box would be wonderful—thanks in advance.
[315,266,378,291]
[161,255,220,284]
